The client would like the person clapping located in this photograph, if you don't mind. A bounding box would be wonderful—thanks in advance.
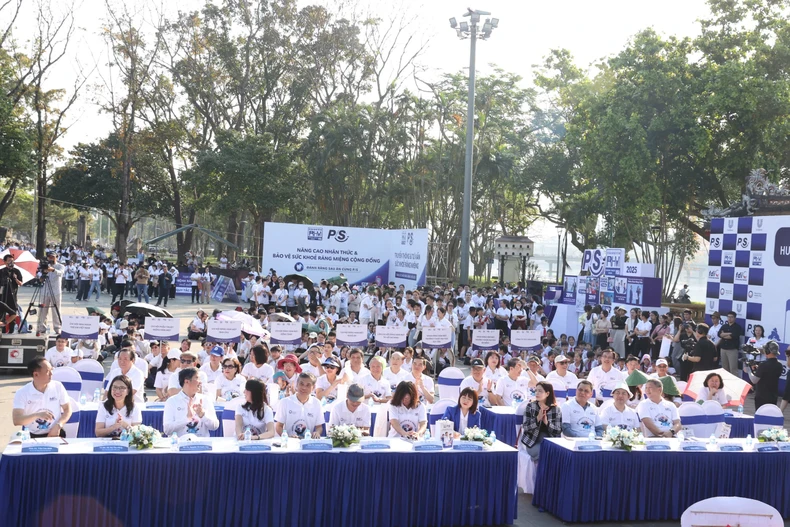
[163,367,219,437]
[521,381,562,461]
[95,375,142,437]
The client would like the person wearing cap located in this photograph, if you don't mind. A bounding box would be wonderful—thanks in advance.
[405,356,435,404]
[491,359,534,407]
[277,353,302,387]
[12,358,72,438]
[587,349,625,404]
[235,378,275,440]
[316,356,348,402]
[216,357,246,401]
[200,345,225,384]
[275,372,325,438]
[45,335,72,369]
[167,351,207,397]
[520,381,562,461]
[460,358,493,407]
[241,345,274,384]
[155,349,182,400]
[328,383,371,434]
[106,347,145,402]
[545,355,579,401]
[600,382,640,431]
[360,356,391,403]
[523,355,546,383]
[649,358,672,379]
[300,346,324,378]
[163,367,219,437]
[637,378,681,437]
[68,347,83,365]
[560,380,603,438]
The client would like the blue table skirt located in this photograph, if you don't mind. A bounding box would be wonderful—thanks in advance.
[0,449,518,527]
[78,407,225,438]
[532,439,790,522]
[479,408,755,446]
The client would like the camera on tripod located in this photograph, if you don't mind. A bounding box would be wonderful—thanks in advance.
[37,260,51,275]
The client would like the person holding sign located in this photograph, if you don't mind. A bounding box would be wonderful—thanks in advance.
[275,373,324,438]
[404,356,434,404]
[388,381,427,440]
[163,367,219,437]
[235,378,275,440]
[12,358,72,438]
[95,375,142,437]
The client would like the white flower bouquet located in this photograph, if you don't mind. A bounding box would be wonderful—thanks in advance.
[759,428,789,443]
[328,424,362,448]
[126,424,161,450]
[460,426,494,447]
[604,427,643,452]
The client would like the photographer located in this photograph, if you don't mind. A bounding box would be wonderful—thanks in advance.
[36,252,64,335]
[674,322,697,382]
[682,323,717,374]
[744,340,782,410]
[0,254,23,330]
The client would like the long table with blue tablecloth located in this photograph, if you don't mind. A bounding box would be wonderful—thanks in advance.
[0,438,518,527]
[480,406,756,446]
[532,437,790,522]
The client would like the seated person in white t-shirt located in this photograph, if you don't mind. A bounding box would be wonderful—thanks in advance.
[12,358,72,438]
[240,344,274,384]
[106,347,145,402]
[328,383,371,435]
[163,367,219,437]
[316,356,349,403]
[45,335,72,368]
[200,346,224,384]
[216,357,246,401]
[300,346,325,378]
[637,378,681,438]
[383,352,409,393]
[404,356,435,404]
[460,358,493,407]
[560,380,604,438]
[275,372,325,439]
[95,374,143,437]
[545,354,579,400]
[343,348,370,381]
[360,356,392,403]
[600,382,640,431]
[234,378,275,440]
[695,372,731,407]
[490,358,536,407]
[388,381,427,440]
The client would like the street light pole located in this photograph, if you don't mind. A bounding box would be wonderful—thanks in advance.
[556,227,562,283]
[451,9,497,285]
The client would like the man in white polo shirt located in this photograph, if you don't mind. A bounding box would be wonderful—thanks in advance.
[600,382,640,431]
[327,383,371,434]
[12,357,72,437]
[105,347,145,402]
[45,335,72,368]
[637,378,681,438]
[460,358,492,406]
[491,358,532,407]
[275,372,325,438]
[587,349,624,404]
[560,380,603,437]
[545,354,579,401]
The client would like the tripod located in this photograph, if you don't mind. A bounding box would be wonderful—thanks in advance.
[21,274,62,336]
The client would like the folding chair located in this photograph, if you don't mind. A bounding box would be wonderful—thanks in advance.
[71,359,105,401]
[754,403,784,437]
[677,401,707,438]
[428,398,455,437]
[437,367,465,400]
[52,368,83,401]
[700,400,726,437]
[63,396,81,438]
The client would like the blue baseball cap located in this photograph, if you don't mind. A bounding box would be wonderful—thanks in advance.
[210,345,224,357]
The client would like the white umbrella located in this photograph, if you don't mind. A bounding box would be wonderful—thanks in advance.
[217,310,269,339]
[0,248,39,284]
[683,368,752,406]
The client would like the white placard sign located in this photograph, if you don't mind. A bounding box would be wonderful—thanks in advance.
[144,317,181,342]
[375,326,408,348]
[472,329,501,351]
[60,315,99,339]
[336,324,368,347]
[270,322,302,346]
[206,319,242,344]
[659,337,672,358]
[421,326,452,348]
[510,330,541,351]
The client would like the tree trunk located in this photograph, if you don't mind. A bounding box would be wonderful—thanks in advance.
[0,179,18,224]
[224,211,238,261]
[177,208,196,264]
[115,216,133,262]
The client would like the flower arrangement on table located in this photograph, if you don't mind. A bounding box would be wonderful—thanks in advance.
[328,425,362,448]
[124,425,161,450]
[759,428,789,443]
[604,427,644,452]
[460,426,495,447]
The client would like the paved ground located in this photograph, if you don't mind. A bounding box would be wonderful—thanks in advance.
[2,286,789,526]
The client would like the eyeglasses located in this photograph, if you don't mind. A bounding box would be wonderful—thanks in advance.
[222,365,235,370]
[181,359,194,364]
[111,385,128,392]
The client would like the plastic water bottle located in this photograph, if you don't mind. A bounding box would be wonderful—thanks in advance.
[738,404,744,415]
[745,434,753,448]
[243,426,252,443]
[510,398,518,410]
[588,431,595,441]
[93,388,101,402]
[490,431,497,444]
[709,434,717,446]
[170,432,178,451]
[424,429,431,441]
[677,430,685,442]
[80,393,87,406]
[321,397,327,407]
[280,431,289,448]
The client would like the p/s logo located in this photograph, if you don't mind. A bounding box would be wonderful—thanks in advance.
[581,249,604,277]
[327,229,349,243]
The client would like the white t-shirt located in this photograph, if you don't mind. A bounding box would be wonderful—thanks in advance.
[460,375,491,405]
[316,375,343,403]
[45,346,71,368]
[387,403,427,437]
[344,365,370,382]
[545,371,580,395]
[560,398,600,437]
[383,367,408,394]
[216,374,246,400]
[96,403,143,436]
[200,362,223,384]
[696,387,730,405]
[600,404,640,430]
[636,398,679,437]
[404,373,434,403]
[328,401,372,429]
[107,366,145,401]
[241,362,274,384]
[235,404,274,436]
[493,375,531,406]
[483,366,507,384]
[360,374,390,399]
[275,394,325,437]
[154,369,174,390]
[13,381,69,435]
[587,366,625,401]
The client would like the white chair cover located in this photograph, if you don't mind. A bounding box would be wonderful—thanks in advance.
[52,368,83,401]
[71,359,106,401]
[681,497,782,527]
[677,401,707,438]
[700,400,726,437]
[221,397,245,438]
[437,367,465,400]
[428,398,455,437]
[63,396,80,438]
[754,403,784,437]
[517,441,537,494]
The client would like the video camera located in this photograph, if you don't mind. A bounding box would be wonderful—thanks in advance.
[741,339,763,372]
